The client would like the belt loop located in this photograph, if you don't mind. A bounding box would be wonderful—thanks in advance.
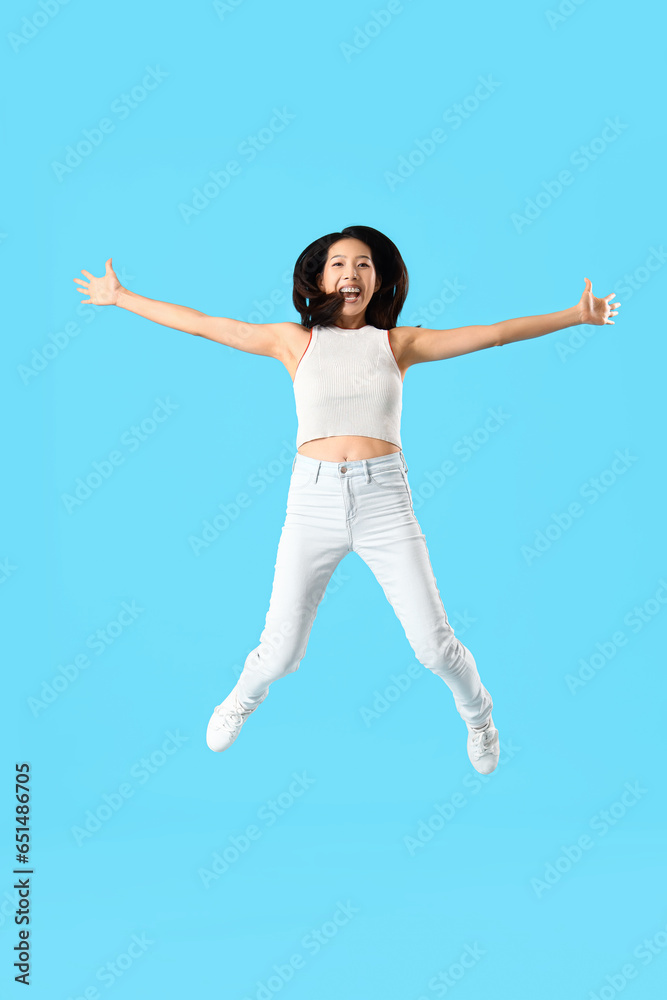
[400,451,408,473]
[363,458,370,483]
[314,461,320,484]
[292,454,297,473]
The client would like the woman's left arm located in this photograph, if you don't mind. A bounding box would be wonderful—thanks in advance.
[398,279,621,364]
[494,278,621,347]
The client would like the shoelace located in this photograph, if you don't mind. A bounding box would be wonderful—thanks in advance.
[214,702,250,733]
[469,726,496,759]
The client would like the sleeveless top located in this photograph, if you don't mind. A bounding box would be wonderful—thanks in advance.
[293,324,403,449]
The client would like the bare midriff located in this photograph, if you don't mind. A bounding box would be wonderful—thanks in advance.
[297,436,401,462]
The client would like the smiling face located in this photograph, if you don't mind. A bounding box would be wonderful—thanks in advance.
[316,237,382,328]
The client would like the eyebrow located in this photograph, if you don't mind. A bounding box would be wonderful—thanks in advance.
[330,254,371,260]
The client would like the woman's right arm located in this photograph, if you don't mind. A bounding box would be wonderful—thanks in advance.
[74,257,283,358]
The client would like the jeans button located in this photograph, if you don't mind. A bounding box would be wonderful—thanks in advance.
[340,466,347,474]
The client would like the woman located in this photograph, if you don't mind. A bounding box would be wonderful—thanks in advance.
[74,225,620,774]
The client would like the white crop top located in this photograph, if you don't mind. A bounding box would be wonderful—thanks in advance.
[293,324,403,449]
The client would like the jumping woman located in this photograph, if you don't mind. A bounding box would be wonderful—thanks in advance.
[74,225,620,774]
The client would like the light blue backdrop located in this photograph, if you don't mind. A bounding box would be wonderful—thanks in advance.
[3,0,666,998]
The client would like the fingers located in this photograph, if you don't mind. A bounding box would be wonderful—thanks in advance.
[80,269,93,278]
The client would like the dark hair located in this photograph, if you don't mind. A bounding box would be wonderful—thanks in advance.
[292,225,411,330]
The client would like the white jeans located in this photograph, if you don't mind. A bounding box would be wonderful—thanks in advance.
[234,450,493,728]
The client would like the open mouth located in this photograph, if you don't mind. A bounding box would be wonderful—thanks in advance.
[340,287,361,303]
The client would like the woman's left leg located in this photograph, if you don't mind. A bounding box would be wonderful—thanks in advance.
[350,456,493,729]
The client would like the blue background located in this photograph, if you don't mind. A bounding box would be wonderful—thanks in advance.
[2,0,666,997]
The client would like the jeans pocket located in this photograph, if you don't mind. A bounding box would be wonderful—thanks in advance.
[369,466,409,491]
[289,468,316,492]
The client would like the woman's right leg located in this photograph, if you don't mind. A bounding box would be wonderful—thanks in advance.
[233,460,350,710]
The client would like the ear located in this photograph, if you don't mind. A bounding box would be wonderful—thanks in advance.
[374,274,382,293]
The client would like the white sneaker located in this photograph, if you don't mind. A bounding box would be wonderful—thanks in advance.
[206,688,261,752]
[466,715,500,774]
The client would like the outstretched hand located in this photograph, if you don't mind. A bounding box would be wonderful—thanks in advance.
[73,257,122,306]
[578,277,621,325]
